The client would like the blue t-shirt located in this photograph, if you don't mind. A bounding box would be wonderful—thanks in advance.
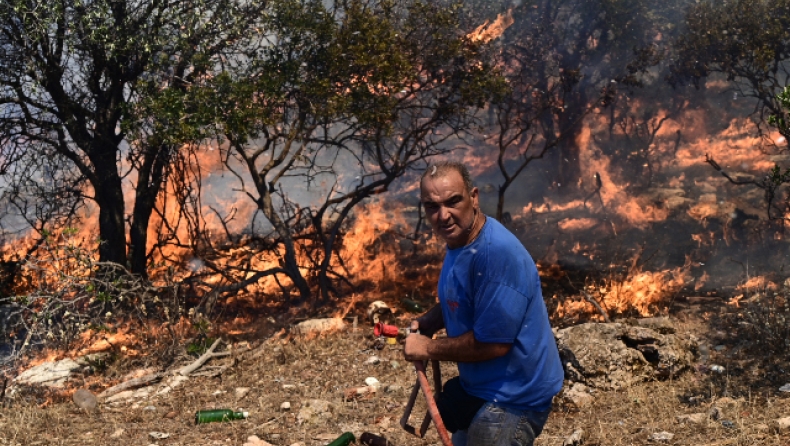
[438,217,563,411]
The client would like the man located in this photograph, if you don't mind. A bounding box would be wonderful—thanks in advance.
[404,161,563,446]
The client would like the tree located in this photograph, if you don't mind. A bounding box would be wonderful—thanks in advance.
[0,0,268,276]
[168,0,504,303]
[669,0,790,219]
[668,0,790,147]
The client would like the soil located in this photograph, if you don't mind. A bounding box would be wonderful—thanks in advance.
[1,297,789,446]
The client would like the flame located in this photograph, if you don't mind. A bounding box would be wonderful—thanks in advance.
[467,10,514,44]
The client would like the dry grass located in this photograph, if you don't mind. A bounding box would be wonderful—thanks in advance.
[2,302,790,446]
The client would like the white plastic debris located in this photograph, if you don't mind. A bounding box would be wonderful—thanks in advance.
[364,377,381,389]
[648,431,674,442]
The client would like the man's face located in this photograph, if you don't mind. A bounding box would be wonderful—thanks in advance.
[420,170,479,249]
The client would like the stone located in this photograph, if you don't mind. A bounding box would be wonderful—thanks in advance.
[293,318,345,335]
[562,429,585,446]
[676,412,707,424]
[297,399,334,425]
[281,401,291,411]
[243,435,274,446]
[235,387,251,399]
[73,388,98,411]
[779,383,790,392]
[648,431,674,442]
[14,358,82,387]
[563,383,593,408]
[156,375,189,396]
[148,432,170,440]
[773,417,790,433]
[364,377,381,389]
[555,322,697,390]
[282,384,297,391]
[104,386,152,403]
[365,356,381,365]
[110,428,124,438]
[385,384,403,393]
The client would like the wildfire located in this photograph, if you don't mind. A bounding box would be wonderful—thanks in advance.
[466,10,514,44]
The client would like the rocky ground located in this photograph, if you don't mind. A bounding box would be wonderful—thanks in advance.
[1,297,790,446]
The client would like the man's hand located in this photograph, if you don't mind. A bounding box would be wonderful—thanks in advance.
[404,324,432,361]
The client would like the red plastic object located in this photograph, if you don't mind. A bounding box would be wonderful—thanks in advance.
[373,323,400,338]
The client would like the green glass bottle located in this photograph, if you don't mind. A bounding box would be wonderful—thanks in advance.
[401,298,423,313]
[194,408,249,424]
[325,432,355,446]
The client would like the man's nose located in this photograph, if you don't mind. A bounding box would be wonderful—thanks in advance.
[437,206,451,222]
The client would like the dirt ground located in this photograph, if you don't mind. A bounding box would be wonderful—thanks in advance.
[1,299,790,446]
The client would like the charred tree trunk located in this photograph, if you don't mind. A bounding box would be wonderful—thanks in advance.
[128,144,172,278]
[91,154,127,270]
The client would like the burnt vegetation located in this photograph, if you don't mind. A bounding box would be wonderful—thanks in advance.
[1,0,790,373]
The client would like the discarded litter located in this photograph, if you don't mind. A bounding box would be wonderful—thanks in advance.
[325,432,355,446]
[194,408,249,424]
[710,364,725,373]
[401,298,423,313]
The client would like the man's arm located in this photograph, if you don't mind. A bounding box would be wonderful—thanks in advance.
[404,330,511,362]
[413,304,445,338]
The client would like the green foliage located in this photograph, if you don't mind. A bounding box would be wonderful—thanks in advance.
[187,336,216,356]
[768,86,790,135]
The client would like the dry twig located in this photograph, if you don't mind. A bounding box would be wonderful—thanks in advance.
[178,338,230,376]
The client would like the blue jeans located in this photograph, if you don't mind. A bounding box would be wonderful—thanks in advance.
[451,402,551,446]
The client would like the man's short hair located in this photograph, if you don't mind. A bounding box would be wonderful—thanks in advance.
[421,161,474,194]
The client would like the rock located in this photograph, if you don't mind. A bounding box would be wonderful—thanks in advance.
[562,429,585,446]
[648,431,674,442]
[156,374,189,396]
[281,401,291,411]
[148,432,170,440]
[73,388,98,411]
[143,405,156,412]
[14,358,82,387]
[676,412,707,424]
[293,318,345,335]
[243,435,274,446]
[563,383,593,408]
[297,399,334,425]
[772,417,790,433]
[364,377,381,389]
[365,356,381,365]
[110,428,124,438]
[779,383,790,392]
[634,317,676,334]
[163,411,177,419]
[235,387,251,399]
[385,384,403,393]
[555,322,697,389]
[282,384,297,391]
[104,386,152,403]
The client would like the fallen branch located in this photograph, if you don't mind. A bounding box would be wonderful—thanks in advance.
[581,290,611,323]
[179,338,230,376]
[97,372,164,399]
[190,365,230,378]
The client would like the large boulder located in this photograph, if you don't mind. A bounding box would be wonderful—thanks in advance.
[555,321,697,390]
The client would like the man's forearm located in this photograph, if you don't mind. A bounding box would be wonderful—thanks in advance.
[416,303,445,337]
[422,331,511,362]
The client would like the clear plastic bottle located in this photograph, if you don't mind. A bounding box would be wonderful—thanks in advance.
[194,408,249,424]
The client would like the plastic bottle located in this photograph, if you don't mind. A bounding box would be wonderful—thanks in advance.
[325,432,355,446]
[194,408,249,424]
